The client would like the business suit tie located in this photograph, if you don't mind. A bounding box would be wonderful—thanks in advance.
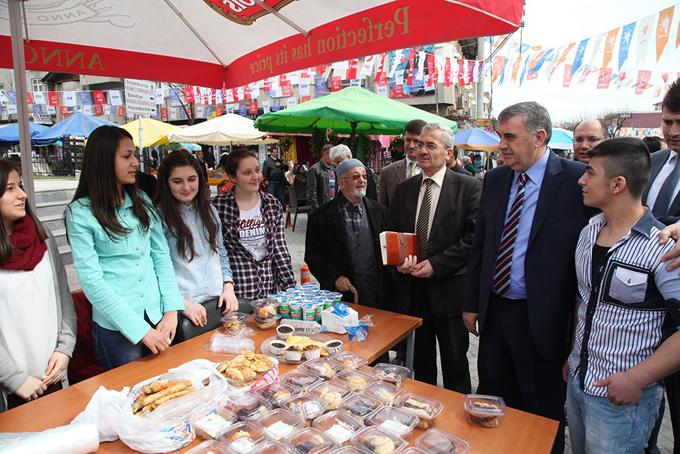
[409,160,418,177]
[653,154,680,218]
[493,173,528,297]
[416,178,434,259]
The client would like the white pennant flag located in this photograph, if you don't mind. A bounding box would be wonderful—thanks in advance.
[636,14,655,66]
[108,90,123,106]
[262,100,271,113]
[299,82,310,96]
[360,55,376,77]
[7,105,17,115]
[395,69,405,85]
[289,70,302,86]
[0,90,8,105]
[417,52,426,81]
[154,88,164,105]
[376,85,388,97]
[104,105,111,115]
[435,55,445,83]
[237,87,245,100]
[249,83,259,99]
[389,50,403,78]
[47,105,56,114]
[82,105,93,115]
[215,89,223,104]
[287,97,297,107]
[33,91,46,105]
[63,91,78,107]
[225,89,234,103]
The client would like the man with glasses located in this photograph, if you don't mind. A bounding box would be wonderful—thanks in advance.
[390,122,481,392]
[573,119,607,164]
[305,159,392,309]
[379,119,427,208]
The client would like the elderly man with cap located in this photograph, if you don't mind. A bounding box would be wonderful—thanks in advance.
[329,143,378,201]
[304,158,393,309]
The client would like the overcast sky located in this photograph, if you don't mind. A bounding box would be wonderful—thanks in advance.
[491,0,680,122]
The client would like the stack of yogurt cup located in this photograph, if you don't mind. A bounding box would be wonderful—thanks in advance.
[270,283,344,324]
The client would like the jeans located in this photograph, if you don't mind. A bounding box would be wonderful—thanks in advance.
[93,322,145,371]
[567,378,663,454]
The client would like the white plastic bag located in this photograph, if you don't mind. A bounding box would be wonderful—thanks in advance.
[0,423,99,454]
[71,386,127,442]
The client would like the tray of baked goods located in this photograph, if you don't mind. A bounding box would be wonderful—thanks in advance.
[260,333,342,364]
[215,349,278,390]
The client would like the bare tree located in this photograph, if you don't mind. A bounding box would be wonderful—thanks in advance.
[599,110,631,138]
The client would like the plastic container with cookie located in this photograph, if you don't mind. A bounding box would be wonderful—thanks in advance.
[281,369,323,389]
[395,393,443,430]
[190,406,238,440]
[220,312,251,335]
[309,380,353,411]
[288,427,337,454]
[251,298,281,330]
[214,349,277,390]
[337,394,383,424]
[313,410,365,446]
[230,392,273,422]
[463,394,507,428]
[255,381,301,408]
[371,364,413,387]
[361,382,405,407]
[335,369,376,393]
[257,408,305,441]
[351,426,406,454]
[217,421,264,454]
[185,440,230,454]
[326,447,365,454]
[301,358,341,380]
[415,428,471,453]
[329,351,367,371]
[250,440,291,454]
[282,394,328,427]
[365,407,418,440]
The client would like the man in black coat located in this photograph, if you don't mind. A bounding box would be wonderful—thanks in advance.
[390,122,481,393]
[305,158,393,310]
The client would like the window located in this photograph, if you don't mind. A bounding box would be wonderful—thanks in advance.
[31,78,45,93]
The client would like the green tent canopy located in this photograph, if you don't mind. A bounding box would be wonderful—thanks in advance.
[254,86,457,135]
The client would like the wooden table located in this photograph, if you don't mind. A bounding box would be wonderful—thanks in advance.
[0,304,558,453]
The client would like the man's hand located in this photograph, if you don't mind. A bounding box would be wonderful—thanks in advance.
[659,222,680,270]
[15,376,47,401]
[562,361,570,383]
[183,300,207,327]
[593,371,644,405]
[411,259,434,278]
[156,311,178,343]
[142,327,171,355]
[43,352,70,386]
[463,312,479,336]
[397,255,418,274]
[218,283,239,314]
[335,276,357,294]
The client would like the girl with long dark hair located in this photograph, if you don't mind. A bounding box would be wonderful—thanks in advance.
[212,148,296,306]
[0,159,75,411]
[155,150,238,328]
[66,126,183,370]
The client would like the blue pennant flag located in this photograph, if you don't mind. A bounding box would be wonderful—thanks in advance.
[528,49,554,78]
[618,22,636,70]
[519,55,531,85]
[271,98,281,112]
[79,91,92,106]
[571,39,589,76]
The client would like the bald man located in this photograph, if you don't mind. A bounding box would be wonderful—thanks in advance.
[573,119,607,163]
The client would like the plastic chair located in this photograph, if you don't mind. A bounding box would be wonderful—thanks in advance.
[174,298,223,344]
[287,186,311,232]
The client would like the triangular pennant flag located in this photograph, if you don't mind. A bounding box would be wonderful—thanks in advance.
[603,28,619,69]
[597,68,613,89]
[571,39,589,76]
[636,14,655,66]
[656,6,674,61]
[635,69,652,94]
[619,22,636,69]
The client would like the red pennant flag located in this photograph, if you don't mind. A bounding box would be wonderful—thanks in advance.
[426,54,435,87]
[466,60,475,84]
[315,65,326,75]
[444,57,452,87]
[330,76,342,91]
[635,70,652,95]
[93,104,104,115]
[563,64,574,87]
[597,68,613,89]
[25,92,33,104]
[393,84,405,97]
[407,50,417,85]
[300,95,311,103]
[347,59,359,80]
[182,86,195,103]
[244,85,251,100]
[59,106,69,115]
[161,106,169,120]
[93,90,106,105]
[281,81,293,97]
[48,91,60,106]
[374,53,387,83]
[248,101,258,114]
[117,106,126,117]
[263,79,270,92]
[458,59,467,86]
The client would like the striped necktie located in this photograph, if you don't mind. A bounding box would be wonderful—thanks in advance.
[416,178,434,259]
[493,173,529,297]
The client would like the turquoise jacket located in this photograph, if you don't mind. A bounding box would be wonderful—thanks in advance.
[66,191,183,344]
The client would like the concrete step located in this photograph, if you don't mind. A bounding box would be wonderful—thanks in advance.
[40,213,65,232]
[35,200,69,218]
[51,228,69,249]
[35,189,75,204]
[58,245,72,265]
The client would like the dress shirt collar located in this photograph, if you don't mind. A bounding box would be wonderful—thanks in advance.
[516,147,550,185]
[421,164,447,188]
[121,190,133,209]
[587,208,658,240]
[339,193,364,210]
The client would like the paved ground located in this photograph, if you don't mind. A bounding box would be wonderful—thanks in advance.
[63,208,675,453]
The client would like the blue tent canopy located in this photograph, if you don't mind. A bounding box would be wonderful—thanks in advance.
[0,122,50,145]
[455,127,500,151]
[548,128,574,150]
[32,112,116,145]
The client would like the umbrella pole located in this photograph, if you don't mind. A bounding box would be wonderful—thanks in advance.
[9,0,36,207]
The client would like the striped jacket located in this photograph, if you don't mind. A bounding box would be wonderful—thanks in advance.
[568,210,680,397]
[212,190,296,300]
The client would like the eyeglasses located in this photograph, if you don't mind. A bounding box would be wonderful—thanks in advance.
[341,173,368,181]
[416,141,445,151]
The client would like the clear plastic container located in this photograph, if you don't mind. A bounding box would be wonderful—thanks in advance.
[463,394,507,428]
[285,319,323,334]
[330,352,367,370]
[283,394,328,426]
[251,440,291,454]
[400,448,430,454]
[325,448,364,454]
[185,440,230,454]
[309,381,353,411]
[313,410,365,446]
[301,358,341,380]
[256,381,301,407]
[251,298,279,319]
[395,393,444,430]
[191,407,238,439]
[281,369,324,389]
[335,369,375,392]
[217,421,264,454]
[362,381,405,407]
[258,408,305,441]
[351,426,406,454]
[415,428,471,453]
[288,427,337,454]
[221,312,250,335]
[371,364,413,387]
[365,406,418,440]
[337,394,383,424]
[231,392,273,421]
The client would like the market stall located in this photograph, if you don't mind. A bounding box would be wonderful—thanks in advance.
[168,113,274,146]
[121,118,179,148]
[31,112,116,145]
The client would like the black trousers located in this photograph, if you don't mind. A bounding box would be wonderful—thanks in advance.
[477,294,565,453]
[412,280,471,394]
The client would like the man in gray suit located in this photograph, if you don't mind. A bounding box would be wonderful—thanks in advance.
[379,119,426,208]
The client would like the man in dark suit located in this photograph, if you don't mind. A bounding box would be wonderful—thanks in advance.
[390,123,481,392]
[305,159,392,310]
[379,119,426,208]
[463,102,592,452]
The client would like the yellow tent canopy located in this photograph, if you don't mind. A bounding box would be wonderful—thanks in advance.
[122,118,178,147]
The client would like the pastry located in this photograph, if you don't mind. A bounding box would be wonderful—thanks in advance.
[132,380,193,415]
[304,344,321,360]
[346,375,368,391]
[467,400,502,427]
[293,433,327,454]
[341,358,355,370]
[374,388,398,406]
[365,434,396,454]
[257,305,278,319]
[320,390,343,410]
[272,388,292,403]
[254,317,277,329]
[285,345,303,362]
[216,349,273,383]
[230,430,251,441]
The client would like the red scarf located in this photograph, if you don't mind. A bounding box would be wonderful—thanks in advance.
[1,216,47,271]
